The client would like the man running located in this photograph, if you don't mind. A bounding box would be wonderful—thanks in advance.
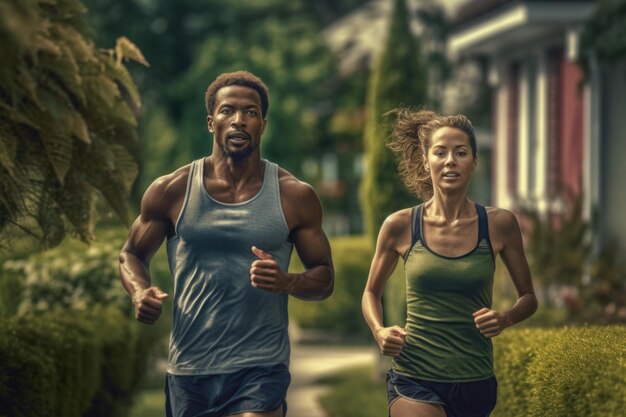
[119,71,334,417]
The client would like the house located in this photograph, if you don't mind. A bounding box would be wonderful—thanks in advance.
[319,0,493,234]
[448,0,626,253]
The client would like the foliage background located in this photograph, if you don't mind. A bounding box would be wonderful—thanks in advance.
[359,0,427,239]
[2,0,626,415]
[0,0,148,249]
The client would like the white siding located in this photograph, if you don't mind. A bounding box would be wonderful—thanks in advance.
[495,84,511,209]
[517,64,529,197]
[535,51,549,208]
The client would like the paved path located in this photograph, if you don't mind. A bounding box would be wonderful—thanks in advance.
[286,344,377,417]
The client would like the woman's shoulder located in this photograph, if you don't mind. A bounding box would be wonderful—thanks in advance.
[381,207,412,235]
[485,206,520,233]
[378,208,415,252]
[384,207,415,229]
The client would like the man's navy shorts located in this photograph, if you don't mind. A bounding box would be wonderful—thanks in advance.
[165,363,290,417]
[386,370,498,417]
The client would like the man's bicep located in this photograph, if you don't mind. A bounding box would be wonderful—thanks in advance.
[124,215,169,263]
[292,221,333,270]
[125,178,173,262]
[293,195,332,268]
[286,182,331,267]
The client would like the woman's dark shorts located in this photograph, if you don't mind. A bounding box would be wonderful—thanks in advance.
[165,363,290,417]
[386,370,497,417]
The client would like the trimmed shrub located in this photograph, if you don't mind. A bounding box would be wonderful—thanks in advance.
[528,327,626,417]
[289,235,374,337]
[317,326,626,417]
[493,326,626,417]
[0,306,153,417]
[492,328,566,416]
[288,234,408,338]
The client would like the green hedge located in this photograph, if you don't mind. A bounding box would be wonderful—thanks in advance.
[288,235,408,338]
[493,326,626,417]
[317,326,626,417]
[288,236,374,337]
[0,306,154,417]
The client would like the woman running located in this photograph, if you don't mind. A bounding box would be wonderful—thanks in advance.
[362,109,538,417]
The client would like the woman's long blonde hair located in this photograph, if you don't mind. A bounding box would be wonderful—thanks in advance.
[387,108,477,200]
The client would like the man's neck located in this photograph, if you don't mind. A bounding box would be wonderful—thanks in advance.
[206,153,264,188]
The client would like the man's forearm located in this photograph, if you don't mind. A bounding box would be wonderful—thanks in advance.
[288,265,334,301]
[119,250,152,299]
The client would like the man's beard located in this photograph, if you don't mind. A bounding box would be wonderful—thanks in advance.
[221,143,256,160]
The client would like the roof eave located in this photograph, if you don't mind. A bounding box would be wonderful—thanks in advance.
[448,2,595,59]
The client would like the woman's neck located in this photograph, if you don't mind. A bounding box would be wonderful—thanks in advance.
[427,190,472,222]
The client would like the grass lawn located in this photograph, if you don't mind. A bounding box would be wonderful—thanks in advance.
[129,389,166,417]
[317,366,388,417]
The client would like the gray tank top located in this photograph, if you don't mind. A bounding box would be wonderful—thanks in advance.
[165,158,293,375]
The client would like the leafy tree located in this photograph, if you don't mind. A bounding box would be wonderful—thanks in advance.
[579,0,626,74]
[172,5,335,176]
[416,0,452,110]
[83,0,337,192]
[359,0,428,239]
[0,0,148,249]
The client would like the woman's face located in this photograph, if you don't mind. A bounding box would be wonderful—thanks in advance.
[424,126,476,195]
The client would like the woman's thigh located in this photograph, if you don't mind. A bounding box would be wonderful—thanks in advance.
[390,398,447,417]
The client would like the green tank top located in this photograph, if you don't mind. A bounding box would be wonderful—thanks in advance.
[392,203,495,382]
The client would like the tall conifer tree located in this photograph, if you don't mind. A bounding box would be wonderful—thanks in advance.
[360,0,428,239]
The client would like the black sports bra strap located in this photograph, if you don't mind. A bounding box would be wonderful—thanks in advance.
[476,203,491,244]
[410,204,423,249]
[404,205,423,261]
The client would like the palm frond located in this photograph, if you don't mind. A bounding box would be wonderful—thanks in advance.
[114,36,149,67]
[0,0,144,249]
[110,144,138,190]
[0,120,18,176]
[35,110,73,184]
[66,109,90,144]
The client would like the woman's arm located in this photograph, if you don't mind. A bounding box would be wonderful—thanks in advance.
[362,210,412,357]
[474,208,538,337]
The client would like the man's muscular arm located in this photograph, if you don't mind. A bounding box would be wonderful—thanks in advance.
[250,178,334,300]
[119,169,186,324]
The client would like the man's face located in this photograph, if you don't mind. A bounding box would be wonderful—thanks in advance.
[208,85,266,160]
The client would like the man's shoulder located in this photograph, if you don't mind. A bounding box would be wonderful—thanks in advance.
[275,164,322,226]
[149,164,192,197]
[141,163,192,218]
[277,165,318,201]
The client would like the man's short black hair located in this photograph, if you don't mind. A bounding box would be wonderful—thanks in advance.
[205,71,269,118]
